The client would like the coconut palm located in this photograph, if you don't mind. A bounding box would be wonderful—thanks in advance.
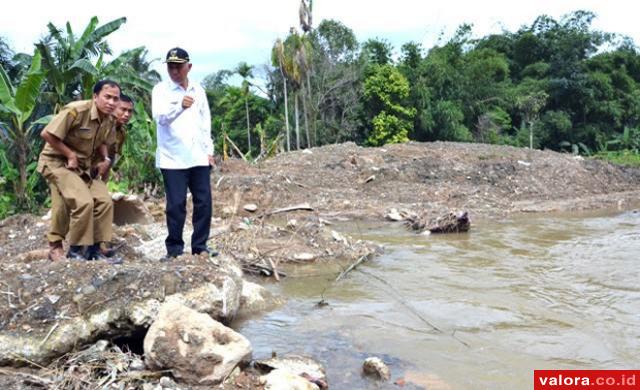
[272,39,292,151]
[236,62,254,154]
[286,31,314,148]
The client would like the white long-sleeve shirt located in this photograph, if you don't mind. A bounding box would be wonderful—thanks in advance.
[152,79,213,169]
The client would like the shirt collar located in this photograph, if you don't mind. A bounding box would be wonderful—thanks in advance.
[168,79,194,92]
[90,101,101,123]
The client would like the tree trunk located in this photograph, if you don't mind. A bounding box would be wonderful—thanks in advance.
[16,136,28,208]
[306,71,316,146]
[245,97,251,154]
[301,84,311,149]
[529,122,533,149]
[283,77,291,152]
[294,93,300,150]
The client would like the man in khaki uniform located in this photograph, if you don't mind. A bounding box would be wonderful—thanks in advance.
[39,80,121,261]
[49,94,134,255]
[105,94,133,178]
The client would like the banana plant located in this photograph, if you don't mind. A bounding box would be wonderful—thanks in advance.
[78,46,159,107]
[36,16,127,112]
[0,50,51,209]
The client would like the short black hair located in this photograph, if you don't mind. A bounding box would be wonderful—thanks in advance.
[93,79,121,95]
[120,94,134,104]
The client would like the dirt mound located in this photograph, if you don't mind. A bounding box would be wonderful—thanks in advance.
[214,142,640,220]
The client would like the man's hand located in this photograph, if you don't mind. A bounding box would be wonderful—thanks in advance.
[208,155,216,167]
[66,153,79,170]
[96,160,111,179]
[182,96,195,109]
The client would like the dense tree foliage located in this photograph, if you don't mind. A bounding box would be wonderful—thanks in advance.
[2,10,640,218]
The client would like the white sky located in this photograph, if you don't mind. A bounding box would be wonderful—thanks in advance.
[1,0,639,83]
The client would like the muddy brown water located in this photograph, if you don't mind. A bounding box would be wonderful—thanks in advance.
[235,209,640,389]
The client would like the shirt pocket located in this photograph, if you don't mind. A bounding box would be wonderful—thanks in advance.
[66,127,96,156]
[71,127,96,139]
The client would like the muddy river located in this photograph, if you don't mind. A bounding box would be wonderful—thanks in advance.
[236,210,640,389]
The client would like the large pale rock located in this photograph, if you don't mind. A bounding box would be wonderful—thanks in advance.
[260,368,320,390]
[255,355,326,384]
[144,301,252,385]
[0,306,124,366]
[239,281,282,315]
[0,257,245,366]
[164,279,242,322]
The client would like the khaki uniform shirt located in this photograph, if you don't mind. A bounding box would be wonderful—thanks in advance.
[110,124,127,160]
[37,100,116,174]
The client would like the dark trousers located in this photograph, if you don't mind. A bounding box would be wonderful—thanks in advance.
[161,166,212,256]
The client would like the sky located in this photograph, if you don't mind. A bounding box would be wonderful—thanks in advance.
[1,0,639,84]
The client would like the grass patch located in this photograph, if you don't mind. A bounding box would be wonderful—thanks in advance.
[594,150,640,167]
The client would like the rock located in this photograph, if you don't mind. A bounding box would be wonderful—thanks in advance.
[31,301,56,321]
[144,301,252,386]
[362,175,376,184]
[331,230,347,244]
[404,210,470,234]
[243,203,258,212]
[81,285,96,295]
[260,368,320,390]
[293,253,316,261]
[129,299,161,327]
[385,208,403,221]
[0,257,245,366]
[93,339,109,352]
[255,355,326,384]
[363,357,390,381]
[113,195,153,225]
[163,260,243,321]
[129,357,145,371]
[159,376,176,388]
[239,281,282,314]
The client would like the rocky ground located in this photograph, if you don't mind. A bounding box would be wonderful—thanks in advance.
[1,141,640,389]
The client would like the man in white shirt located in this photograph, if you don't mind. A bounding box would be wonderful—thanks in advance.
[152,47,216,261]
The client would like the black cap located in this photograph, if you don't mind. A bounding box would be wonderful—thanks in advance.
[165,47,189,64]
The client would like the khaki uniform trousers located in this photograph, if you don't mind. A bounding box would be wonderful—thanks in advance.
[42,166,113,246]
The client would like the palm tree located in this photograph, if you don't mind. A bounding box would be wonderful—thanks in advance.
[272,39,292,151]
[236,62,254,155]
[36,16,126,112]
[0,50,51,209]
[285,30,315,149]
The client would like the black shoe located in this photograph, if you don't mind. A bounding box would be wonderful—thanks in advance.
[160,254,178,262]
[67,246,87,261]
[194,248,219,257]
[85,244,103,260]
[87,244,124,264]
[100,247,117,257]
